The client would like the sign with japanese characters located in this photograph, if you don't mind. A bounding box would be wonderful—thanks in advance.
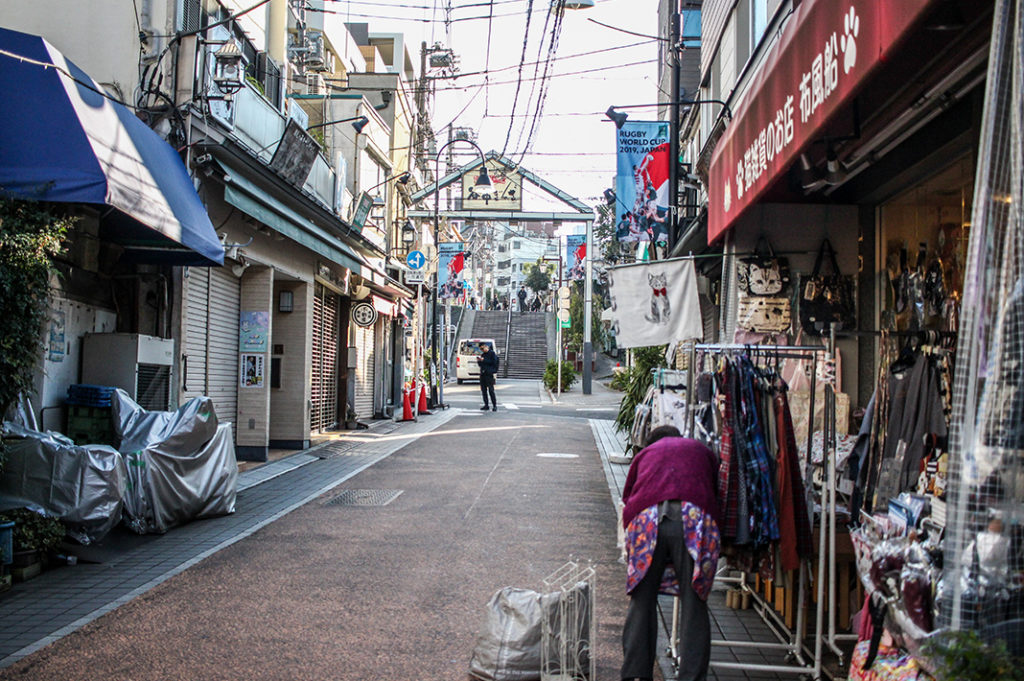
[461,159,522,211]
[708,0,933,243]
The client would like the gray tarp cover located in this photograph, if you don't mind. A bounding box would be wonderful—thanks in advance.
[0,422,126,544]
[112,390,237,534]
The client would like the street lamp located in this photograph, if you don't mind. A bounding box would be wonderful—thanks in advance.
[306,115,370,134]
[431,140,493,408]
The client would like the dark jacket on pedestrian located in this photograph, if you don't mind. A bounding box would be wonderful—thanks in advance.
[478,347,499,376]
[621,436,721,529]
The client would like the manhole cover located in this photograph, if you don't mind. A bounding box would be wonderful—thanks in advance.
[325,489,404,507]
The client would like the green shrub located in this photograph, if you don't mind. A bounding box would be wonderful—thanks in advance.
[608,368,629,391]
[0,508,66,554]
[544,359,577,392]
[614,345,668,434]
[922,630,1024,681]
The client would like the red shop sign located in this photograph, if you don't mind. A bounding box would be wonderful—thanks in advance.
[707,0,935,243]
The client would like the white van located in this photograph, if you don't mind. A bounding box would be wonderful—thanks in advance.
[455,338,498,383]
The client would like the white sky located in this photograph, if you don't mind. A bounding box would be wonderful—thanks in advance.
[341,0,662,210]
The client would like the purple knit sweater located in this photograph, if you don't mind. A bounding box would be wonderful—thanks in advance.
[621,437,722,529]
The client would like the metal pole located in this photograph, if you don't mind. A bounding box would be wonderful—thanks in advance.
[431,152,441,408]
[431,138,488,408]
[582,217,593,394]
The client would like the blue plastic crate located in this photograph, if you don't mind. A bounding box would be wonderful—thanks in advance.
[66,384,115,407]
[0,521,13,565]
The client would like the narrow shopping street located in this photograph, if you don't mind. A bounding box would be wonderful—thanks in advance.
[2,2,1022,680]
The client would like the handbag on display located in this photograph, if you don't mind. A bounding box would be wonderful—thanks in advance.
[738,235,791,296]
[799,239,857,335]
[736,296,792,334]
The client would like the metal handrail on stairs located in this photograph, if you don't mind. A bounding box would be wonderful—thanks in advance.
[503,306,512,378]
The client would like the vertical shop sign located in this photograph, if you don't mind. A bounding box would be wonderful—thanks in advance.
[48,309,65,362]
[614,121,671,243]
[240,354,264,388]
[239,311,269,352]
[565,234,586,280]
[438,242,466,299]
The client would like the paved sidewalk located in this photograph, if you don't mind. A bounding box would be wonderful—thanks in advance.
[0,411,460,668]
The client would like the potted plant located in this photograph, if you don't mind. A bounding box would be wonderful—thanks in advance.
[344,405,360,430]
[0,508,66,580]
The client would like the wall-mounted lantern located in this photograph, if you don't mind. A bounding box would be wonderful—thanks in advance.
[213,40,246,98]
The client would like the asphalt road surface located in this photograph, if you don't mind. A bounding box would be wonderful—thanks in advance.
[0,398,631,681]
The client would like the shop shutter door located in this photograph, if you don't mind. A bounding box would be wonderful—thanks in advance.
[353,323,375,419]
[183,268,210,401]
[184,267,239,427]
[310,284,340,432]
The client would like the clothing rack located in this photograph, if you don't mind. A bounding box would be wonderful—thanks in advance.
[663,341,837,679]
[652,367,688,392]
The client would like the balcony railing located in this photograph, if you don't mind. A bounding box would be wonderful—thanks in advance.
[231,85,336,210]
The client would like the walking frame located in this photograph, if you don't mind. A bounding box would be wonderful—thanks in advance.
[662,337,847,680]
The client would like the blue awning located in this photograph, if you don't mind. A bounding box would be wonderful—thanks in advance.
[0,27,224,265]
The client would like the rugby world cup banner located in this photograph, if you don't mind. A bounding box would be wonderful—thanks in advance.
[614,121,671,243]
[606,257,703,348]
[438,242,466,299]
[565,234,586,281]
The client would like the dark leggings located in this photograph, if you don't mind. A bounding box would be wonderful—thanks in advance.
[621,515,710,681]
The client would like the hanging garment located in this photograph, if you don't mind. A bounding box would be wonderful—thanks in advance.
[774,382,814,571]
[737,357,780,548]
[878,353,947,503]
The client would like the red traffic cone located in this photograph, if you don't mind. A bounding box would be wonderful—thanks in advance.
[417,382,431,415]
[397,386,416,422]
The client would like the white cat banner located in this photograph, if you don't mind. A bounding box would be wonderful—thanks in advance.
[606,258,703,348]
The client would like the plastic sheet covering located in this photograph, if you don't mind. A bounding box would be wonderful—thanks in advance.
[0,422,126,544]
[469,587,556,681]
[468,584,591,681]
[112,390,237,534]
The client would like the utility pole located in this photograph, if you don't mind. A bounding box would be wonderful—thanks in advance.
[667,5,681,253]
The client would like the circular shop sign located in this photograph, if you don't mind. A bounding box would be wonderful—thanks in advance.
[352,302,378,327]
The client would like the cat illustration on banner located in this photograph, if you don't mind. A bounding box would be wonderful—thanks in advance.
[644,271,671,324]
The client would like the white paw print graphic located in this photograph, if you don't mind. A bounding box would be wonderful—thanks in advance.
[841,6,859,74]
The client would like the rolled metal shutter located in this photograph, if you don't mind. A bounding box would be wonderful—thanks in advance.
[353,322,375,419]
[310,283,340,432]
[183,267,239,427]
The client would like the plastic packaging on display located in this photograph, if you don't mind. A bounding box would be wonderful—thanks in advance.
[112,390,237,534]
[0,422,126,544]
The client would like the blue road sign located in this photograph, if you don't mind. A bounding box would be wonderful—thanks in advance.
[406,250,426,270]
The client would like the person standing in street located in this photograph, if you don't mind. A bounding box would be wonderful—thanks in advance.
[517,286,527,314]
[477,342,499,411]
[620,426,722,681]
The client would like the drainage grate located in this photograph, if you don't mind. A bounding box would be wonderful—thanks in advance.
[325,489,404,507]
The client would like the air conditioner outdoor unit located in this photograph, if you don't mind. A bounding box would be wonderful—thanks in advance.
[81,333,174,411]
[304,32,329,71]
[305,72,326,95]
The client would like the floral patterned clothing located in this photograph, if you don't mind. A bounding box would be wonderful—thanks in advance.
[626,501,721,600]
